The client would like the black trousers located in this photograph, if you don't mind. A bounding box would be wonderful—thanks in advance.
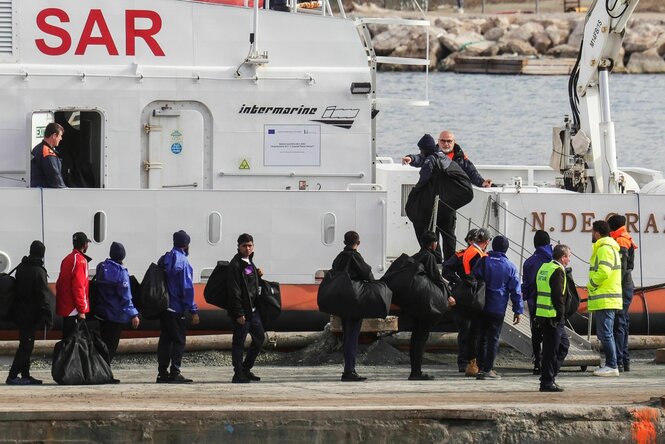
[539,319,570,387]
[341,318,362,374]
[477,312,504,373]
[9,327,36,379]
[412,210,457,263]
[157,311,187,376]
[528,307,543,367]
[231,314,265,374]
[409,318,431,374]
[100,320,124,363]
[454,308,479,369]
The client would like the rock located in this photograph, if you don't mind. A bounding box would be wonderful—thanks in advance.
[504,39,538,56]
[372,27,411,56]
[438,31,485,53]
[531,30,552,53]
[566,18,585,49]
[480,16,511,34]
[545,24,565,47]
[433,17,462,32]
[484,27,504,42]
[461,40,495,56]
[439,52,459,71]
[626,48,665,73]
[546,44,579,58]
[624,26,660,53]
[479,44,500,57]
[506,21,545,42]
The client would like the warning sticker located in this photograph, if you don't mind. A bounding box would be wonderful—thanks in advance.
[239,159,250,170]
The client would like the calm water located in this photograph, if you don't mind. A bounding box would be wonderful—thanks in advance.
[376,73,665,173]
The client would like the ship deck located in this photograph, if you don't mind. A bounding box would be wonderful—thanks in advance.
[0,359,663,442]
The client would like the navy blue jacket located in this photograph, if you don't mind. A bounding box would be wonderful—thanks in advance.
[161,248,197,314]
[521,244,553,312]
[473,251,523,316]
[30,141,66,188]
[407,151,445,189]
[449,144,485,187]
[95,259,139,323]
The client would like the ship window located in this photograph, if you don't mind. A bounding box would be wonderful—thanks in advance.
[322,212,336,245]
[93,211,107,243]
[31,110,104,188]
[207,212,222,244]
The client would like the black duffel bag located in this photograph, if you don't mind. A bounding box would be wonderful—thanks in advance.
[203,261,230,309]
[139,262,169,320]
[450,258,486,313]
[0,267,18,321]
[52,322,114,385]
[258,279,282,327]
[317,267,392,319]
[380,254,420,308]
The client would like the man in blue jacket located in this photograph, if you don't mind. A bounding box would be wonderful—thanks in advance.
[474,236,523,380]
[521,230,553,375]
[156,230,199,384]
[30,122,67,188]
[94,242,140,372]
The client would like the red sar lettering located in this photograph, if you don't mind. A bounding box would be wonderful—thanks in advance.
[35,8,165,56]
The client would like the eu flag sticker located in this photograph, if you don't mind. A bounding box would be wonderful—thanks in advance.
[268,129,275,134]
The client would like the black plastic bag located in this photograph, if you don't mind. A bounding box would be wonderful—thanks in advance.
[380,254,420,308]
[129,275,141,312]
[258,279,282,327]
[204,261,230,309]
[565,267,580,319]
[139,262,169,320]
[450,258,486,313]
[52,322,114,385]
[88,275,99,318]
[317,270,392,319]
[0,267,18,321]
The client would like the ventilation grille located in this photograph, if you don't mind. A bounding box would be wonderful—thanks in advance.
[401,183,415,217]
[0,0,13,56]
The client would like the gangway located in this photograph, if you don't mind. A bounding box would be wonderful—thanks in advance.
[500,302,600,370]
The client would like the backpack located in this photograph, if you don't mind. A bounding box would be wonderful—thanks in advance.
[0,266,18,321]
[203,261,230,309]
[138,261,169,320]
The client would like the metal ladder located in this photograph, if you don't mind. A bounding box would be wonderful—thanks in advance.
[500,302,600,370]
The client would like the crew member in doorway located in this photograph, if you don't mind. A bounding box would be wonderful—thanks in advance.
[228,233,265,384]
[30,122,66,188]
[55,232,92,340]
[608,214,637,372]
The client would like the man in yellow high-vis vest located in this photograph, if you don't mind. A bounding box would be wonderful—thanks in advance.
[535,244,571,392]
[587,220,623,377]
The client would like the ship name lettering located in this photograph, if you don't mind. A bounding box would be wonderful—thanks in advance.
[531,211,662,234]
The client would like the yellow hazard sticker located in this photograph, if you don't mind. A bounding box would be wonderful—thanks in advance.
[239,159,250,170]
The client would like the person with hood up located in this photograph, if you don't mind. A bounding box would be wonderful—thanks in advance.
[521,230,553,375]
[55,232,92,340]
[227,233,265,384]
[94,242,140,368]
[607,214,637,372]
[156,230,199,384]
[6,241,53,385]
[473,235,523,380]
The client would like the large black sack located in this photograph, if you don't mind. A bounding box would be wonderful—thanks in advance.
[380,254,420,307]
[139,262,169,320]
[204,261,230,309]
[450,258,486,313]
[88,275,99,318]
[0,268,17,321]
[52,322,114,385]
[129,275,141,311]
[405,156,474,226]
[317,270,392,319]
[565,267,580,319]
[258,279,282,327]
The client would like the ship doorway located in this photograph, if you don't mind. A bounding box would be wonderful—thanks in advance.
[140,101,212,189]
[30,110,103,188]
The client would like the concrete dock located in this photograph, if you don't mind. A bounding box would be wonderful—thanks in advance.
[0,355,663,443]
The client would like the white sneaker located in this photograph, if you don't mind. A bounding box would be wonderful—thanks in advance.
[457,7,464,13]
[593,366,619,377]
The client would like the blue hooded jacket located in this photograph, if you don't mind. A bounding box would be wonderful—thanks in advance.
[473,251,523,316]
[521,244,553,312]
[95,259,139,323]
[161,248,197,314]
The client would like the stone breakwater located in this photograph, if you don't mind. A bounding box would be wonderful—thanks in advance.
[361,8,665,73]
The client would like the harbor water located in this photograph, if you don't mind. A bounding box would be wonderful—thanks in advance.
[376,73,665,175]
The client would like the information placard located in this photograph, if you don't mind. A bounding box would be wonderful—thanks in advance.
[264,124,321,166]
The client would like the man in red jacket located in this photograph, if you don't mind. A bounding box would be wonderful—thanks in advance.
[55,232,92,339]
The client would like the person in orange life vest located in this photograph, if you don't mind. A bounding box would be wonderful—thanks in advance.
[30,122,66,188]
[55,232,92,340]
[607,214,637,372]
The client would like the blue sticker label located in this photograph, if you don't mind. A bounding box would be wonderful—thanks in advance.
[171,143,182,154]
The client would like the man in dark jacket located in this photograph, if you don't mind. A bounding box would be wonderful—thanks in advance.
[608,214,637,372]
[473,236,522,380]
[30,122,66,188]
[7,241,53,385]
[94,242,140,367]
[228,233,265,384]
[521,230,553,375]
[437,130,491,188]
[408,231,454,380]
[331,230,374,382]
[156,230,199,384]
[536,244,572,392]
